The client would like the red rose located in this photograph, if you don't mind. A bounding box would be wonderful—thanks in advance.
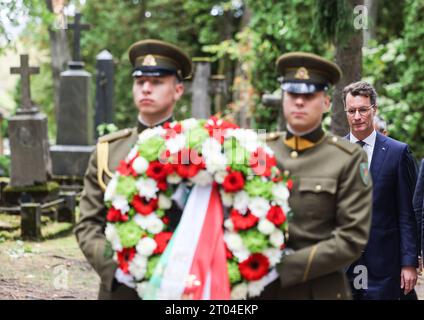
[116,159,137,177]
[222,171,245,193]
[117,248,136,274]
[146,161,168,181]
[266,206,286,226]
[238,253,270,281]
[163,122,182,139]
[204,117,239,144]
[154,231,173,254]
[132,195,158,215]
[161,216,170,225]
[173,150,205,179]
[106,207,128,222]
[157,180,168,191]
[286,179,293,191]
[230,209,259,231]
[250,148,276,177]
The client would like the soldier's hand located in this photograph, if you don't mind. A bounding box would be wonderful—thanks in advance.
[400,266,418,295]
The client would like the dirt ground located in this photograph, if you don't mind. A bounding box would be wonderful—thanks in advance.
[1,213,424,300]
[0,235,99,299]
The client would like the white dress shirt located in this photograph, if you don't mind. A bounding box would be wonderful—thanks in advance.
[349,130,377,169]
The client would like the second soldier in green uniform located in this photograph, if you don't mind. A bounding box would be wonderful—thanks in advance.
[259,52,373,299]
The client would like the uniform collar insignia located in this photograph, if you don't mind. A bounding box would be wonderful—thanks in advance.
[284,126,325,151]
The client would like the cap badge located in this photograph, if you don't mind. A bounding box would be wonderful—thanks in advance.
[295,67,309,80]
[142,54,157,66]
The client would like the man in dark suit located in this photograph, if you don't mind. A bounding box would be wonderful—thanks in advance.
[413,159,424,265]
[344,81,418,300]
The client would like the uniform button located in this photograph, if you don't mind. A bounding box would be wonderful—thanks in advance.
[332,136,338,143]
[336,293,342,299]
[290,151,298,159]
[315,184,322,191]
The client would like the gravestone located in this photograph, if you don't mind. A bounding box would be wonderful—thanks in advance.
[50,13,95,177]
[21,203,42,240]
[94,50,114,138]
[184,58,227,119]
[8,54,52,187]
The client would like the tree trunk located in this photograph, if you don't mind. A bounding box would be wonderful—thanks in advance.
[330,0,363,137]
[363,0,379,46]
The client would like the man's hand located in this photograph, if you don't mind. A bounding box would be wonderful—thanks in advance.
[400,266,418,295]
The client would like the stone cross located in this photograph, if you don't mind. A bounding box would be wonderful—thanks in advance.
[68,13,90,63]
[10,54,40,112]
[184,59,227,119]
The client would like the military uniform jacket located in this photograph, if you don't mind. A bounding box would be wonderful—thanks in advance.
[259,129,372,299]
[74,126,139,298]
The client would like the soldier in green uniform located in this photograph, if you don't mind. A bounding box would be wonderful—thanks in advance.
[259,52,373,299]
[74,39,192,299]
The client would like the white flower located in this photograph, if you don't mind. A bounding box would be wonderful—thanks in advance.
[202,137,222,155]
[158,193,172,210]
[133,214,164,234]
[214,170,228,184]
[269,229,285,248]
[136,237,157,257]
[205,154,227,174]
[126,146,139,162]
[166,134,186,154]
[167,173,182,184]
[190,170,213,186]
[224,232,244,252]
[272,183,290,204]
[136,281,150,298]
[263,248,282,267]
[248,278,267,297]
[220,191,234,207]
[231,283,248,300]
[138,127,165,143]
[248,197,270,218]
[233,191,249,214]
[132,156,149,174]
[224,218,234,232]
[181,118,198,130]
[104,176,118,202]
[232,248,250,262]
[258,219,276,235]
[105,223,122,251]
[229,129,259,152]
[128,254,148,280]
[112,195,130,214]
[262,144,274,156]
[136,178,158,200]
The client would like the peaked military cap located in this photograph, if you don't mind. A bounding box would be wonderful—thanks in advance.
[276,52,342,94]
[128,39,192,79]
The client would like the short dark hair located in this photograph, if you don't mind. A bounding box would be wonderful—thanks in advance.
[342,81,377,106]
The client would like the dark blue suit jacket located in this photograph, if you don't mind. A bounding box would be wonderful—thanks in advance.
[347,132,418,299]
[413,159,424,258]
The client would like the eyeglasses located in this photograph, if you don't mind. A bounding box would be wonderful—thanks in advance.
[345,105,375,117]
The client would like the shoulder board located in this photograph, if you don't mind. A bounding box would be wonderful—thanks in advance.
[98,128,132,144]
[265,131,283,142]
[326,135,356,155]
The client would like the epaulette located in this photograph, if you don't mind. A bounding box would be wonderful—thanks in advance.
[98,128,132,143]
[265,131,283,142]
[326,135,356,155]
[96,129,132,191]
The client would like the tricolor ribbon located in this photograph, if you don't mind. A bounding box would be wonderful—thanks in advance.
[144,183,230,300]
